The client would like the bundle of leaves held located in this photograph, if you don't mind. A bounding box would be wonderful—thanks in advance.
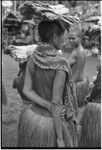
[5,44,37,63]
[19,1,80,30]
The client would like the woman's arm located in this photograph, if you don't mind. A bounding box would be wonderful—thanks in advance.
[23,57,51,112]
[52,70,66,147]
[73,51,85,83]
[69,53,76,66]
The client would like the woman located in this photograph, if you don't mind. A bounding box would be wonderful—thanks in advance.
[63,27,89,107]
[69,30,89,107]
[17,20,78,147]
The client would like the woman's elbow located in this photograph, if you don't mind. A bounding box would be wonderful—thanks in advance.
[23,86,29,97]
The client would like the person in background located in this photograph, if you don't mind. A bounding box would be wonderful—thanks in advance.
[68,30,86,83]
[85,37,101,104]
[62,26,89,107]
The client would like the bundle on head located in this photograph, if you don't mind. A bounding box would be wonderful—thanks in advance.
[19,1,80,30]
[76,79,89,107]
[78,103,101,148]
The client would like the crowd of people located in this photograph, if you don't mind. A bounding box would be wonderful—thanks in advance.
[12,20,101,148]
[2,2,101,148]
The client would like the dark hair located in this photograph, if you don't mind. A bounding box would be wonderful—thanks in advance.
[38,20,66,43]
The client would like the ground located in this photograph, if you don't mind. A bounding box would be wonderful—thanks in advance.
[2,53,98,147]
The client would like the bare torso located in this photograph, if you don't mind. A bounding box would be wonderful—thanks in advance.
[63,45,86,83]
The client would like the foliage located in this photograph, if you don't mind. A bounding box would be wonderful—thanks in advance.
[2,27,8,50]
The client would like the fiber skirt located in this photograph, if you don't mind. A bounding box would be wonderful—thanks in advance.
[76,79,89,107]
[17,104,78,147]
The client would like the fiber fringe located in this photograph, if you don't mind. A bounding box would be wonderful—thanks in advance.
[78,103,101,148]
[17,105,78,147]
[76,79,89,107]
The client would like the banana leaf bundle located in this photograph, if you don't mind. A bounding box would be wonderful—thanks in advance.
[6,44,37,63]
[19,1,80,30]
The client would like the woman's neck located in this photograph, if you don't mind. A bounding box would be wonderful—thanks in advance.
[49,42,60,50]
[44,41,60,50]
[39,41,60,50]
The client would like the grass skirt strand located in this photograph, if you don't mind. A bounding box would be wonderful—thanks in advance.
[78,103,101,148]
[17,105,78,147]
[76,79,89,107]
[17,106,56,147]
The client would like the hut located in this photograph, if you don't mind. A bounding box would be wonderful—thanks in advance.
[2,11,22,45]
[2,11,22,35]
[2,11,36,46]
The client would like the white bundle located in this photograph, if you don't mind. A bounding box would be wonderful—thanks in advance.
[6,44,37,63]
[91,24,100,30]
[91,47,99,55]
[49,4,69,15]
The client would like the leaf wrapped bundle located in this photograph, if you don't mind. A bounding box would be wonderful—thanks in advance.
[6,44,37,63]
[19,1,80,29]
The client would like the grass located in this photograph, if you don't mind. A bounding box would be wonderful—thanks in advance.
[2,53,98,147]
[2,54,22,147]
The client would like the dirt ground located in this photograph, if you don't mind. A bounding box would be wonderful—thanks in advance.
[2,53,98,147]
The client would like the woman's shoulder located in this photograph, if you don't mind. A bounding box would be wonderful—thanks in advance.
[27,55,35,73]
[77,46,86,59]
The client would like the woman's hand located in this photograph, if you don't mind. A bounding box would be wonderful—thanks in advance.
[57,138,65,147]
[47,103,52,112]
[23,57,53,111]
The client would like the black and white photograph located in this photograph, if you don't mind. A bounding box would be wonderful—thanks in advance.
[1,0,101,148]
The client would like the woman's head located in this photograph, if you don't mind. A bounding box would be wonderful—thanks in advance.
[68,25,82,49]
[38,20,67,49]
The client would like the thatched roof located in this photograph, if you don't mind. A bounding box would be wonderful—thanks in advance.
[3,11,22,27]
